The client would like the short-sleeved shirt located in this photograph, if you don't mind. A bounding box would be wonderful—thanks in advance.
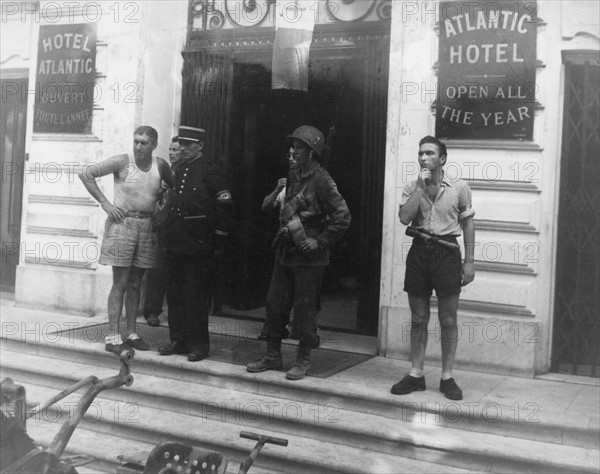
[400,176,475,236]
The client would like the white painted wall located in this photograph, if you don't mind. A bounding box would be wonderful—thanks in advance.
[381,0,599,376]
[9,1,188,317]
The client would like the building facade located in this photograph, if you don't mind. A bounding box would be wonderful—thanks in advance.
[1,0,598,377]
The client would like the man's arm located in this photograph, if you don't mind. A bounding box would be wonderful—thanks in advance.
[157,157,175,189]
[262,178,287,212]
[205,161,234,256]
[461,216,475,286]
[78,154,127,222]
[300,174,351,253]
[398,175,426,225]
[152,158,175,229]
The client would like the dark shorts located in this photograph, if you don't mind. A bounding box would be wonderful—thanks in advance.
[404,237,462,298]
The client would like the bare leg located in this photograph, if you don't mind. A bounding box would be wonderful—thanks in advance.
[407,294,431,371]
[438,294,460,374]
[107,266,132,340]
[124,266,146,338]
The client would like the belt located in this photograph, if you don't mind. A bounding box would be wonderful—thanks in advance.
[124,210,153,218]
[414,234,459,250]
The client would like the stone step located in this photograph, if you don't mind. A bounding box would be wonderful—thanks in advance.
[8,412,154,474]
[21,406,277,474]
[3,334,597,451]
[6,377,477,474]
[2,349,598,474]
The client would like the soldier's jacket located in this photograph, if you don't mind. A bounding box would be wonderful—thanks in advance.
[276,162,351,266]
[160,154,232,256]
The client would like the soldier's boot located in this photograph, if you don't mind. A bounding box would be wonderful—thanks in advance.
[246,338,283,373]
[286,345,311,380]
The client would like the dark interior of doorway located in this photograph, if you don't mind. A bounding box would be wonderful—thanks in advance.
[218,54,372,334]
[552,57,600,377]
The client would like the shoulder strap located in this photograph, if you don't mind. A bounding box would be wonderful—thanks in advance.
[280,181,308,225]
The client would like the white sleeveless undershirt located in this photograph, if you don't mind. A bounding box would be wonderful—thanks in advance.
[114,154,162,213]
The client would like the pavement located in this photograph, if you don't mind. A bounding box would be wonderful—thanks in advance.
[1,293,599,452]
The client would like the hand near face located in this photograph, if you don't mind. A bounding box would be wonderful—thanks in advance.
[417,169,431,189]
[276,178,287,192]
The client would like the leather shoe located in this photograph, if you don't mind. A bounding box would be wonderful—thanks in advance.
[390,375,426,395]
[439,378,463,400]
[246,355,283,373]
[124,337,149,351]
[158,341,187,356]
[146,314,160,327]
[187,350,209,362]
[285,359,310,380]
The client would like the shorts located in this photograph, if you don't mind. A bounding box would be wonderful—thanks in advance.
[99,217,162,268]
[403,238,462,298]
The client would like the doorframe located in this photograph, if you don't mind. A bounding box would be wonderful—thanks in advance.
[0,71,29,292]
[549,49,600,376]
[183,21,391,336]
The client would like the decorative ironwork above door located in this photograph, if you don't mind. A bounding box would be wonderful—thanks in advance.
[189,0,391,32]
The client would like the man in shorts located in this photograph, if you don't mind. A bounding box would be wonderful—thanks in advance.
[391,136,475,400]
[79,126,174,353]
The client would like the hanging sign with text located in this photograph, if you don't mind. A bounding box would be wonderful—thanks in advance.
[34,23,97,134]
[436,1,537,140]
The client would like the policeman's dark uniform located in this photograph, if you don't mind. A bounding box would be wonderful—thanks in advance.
[158,126,232,361]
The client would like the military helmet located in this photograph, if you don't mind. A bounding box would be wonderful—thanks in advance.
[287,125,326,157]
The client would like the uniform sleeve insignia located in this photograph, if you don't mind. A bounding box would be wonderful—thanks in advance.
[216,190,232,202]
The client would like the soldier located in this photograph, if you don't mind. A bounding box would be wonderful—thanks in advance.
[157,126,233,362]
[79,126,174,353]
[247,126,351,380]
[391,136,475,400]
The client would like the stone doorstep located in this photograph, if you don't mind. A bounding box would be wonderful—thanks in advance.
[26,419,279,474]
[20,385,476,474]
[21,384,600,474]
[3,351,599,474]
[2,333,598,451]
[22,409,283,474]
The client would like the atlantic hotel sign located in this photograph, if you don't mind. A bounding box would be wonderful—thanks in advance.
[34,23,97,134]
[436,1,538,140]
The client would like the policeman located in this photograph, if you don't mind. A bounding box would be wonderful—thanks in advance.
[247,126,351,380]
[158,126,233,361]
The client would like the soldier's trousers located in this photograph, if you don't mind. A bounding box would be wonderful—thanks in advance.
[265,263,324,349]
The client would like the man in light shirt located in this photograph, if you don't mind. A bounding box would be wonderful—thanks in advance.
[391,136,475,400]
